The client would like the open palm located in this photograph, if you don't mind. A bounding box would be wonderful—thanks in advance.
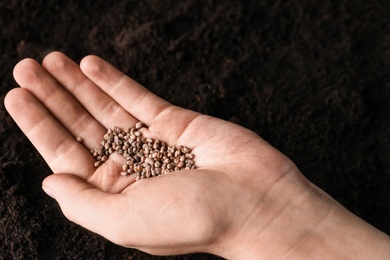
[5,52,298,257]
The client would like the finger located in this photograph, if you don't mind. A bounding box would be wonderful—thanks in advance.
[42,52,137,130]
[42,173,128,245]
[79,55,171,126]
[42,172,207,254]
[4,88,95,178]
[13,57,105,149]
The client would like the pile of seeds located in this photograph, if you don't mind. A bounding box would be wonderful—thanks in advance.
[89,122,196,181]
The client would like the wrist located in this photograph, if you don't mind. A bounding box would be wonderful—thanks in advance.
[212,169,390,259]
[211,169,331,259]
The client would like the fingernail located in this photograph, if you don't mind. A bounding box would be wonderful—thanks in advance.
[42,185,56,199]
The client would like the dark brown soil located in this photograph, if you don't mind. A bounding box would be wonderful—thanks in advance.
[1,1,389,259]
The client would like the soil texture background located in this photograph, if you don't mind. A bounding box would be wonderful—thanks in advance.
[0,1,389,259]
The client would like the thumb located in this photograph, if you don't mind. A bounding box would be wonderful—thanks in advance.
[42,173,128,245]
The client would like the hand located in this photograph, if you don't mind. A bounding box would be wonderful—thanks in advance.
[5,52,390,259]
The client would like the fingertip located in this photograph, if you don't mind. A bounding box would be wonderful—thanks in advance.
[13,58,40,85]
[42,184,56,199]
[41,51,70,71]
[4,88,19,111]
[4,88,33,115]
[42,173,72,200]
[42,173,90,195]
[80,54,106,77]
[42,173,56,187]
[41,173,94,220]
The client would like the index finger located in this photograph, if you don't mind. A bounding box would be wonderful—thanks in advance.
[80,55,171,126]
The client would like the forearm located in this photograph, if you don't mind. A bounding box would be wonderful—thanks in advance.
[302,197,390,259]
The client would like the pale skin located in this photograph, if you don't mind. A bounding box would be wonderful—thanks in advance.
[4,52,390,259]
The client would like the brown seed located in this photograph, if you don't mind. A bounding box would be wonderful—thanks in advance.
[181,147,190,153]
[186,163,194,168]
[154,161,161,168]
[145,158,154,165]
[94,161,102,167]
[186,153,194,159]
[177,161,185,168]
[91,122,196,181]
[126,161,134,166]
